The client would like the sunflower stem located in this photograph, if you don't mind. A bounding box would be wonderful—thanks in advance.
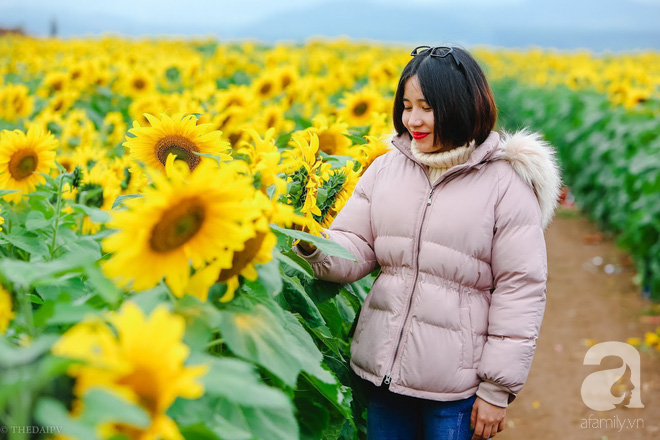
[18,285,35,339]
[49,174,66,259]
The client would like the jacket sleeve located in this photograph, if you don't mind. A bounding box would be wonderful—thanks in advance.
[476,164,548,408]
[292,155,382,283]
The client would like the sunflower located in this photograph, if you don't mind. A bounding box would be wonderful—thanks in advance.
[253,103,295,136]
[40,71,69,97]
[339,88,385,127]
[236,128,288,197]
[251,75,280,100]
[307,114,353,156]
[353,135,392,172]
[102,159,263,297]
[119,67,156,97]
[103,111,128,147]
[52,302,208,440]
[128,94,174,127]
[0,126,58,203]
[0,84,34,122]
[282,133,331,236]
[185,191,303,303]
[0,286,14,335]
[76,163,122,234]
[320,161,361,228]
[124,112,232,173]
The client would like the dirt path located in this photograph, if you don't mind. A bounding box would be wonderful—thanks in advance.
[498,210,660,440]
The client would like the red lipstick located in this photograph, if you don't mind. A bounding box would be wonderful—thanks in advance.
[412,132,429,140]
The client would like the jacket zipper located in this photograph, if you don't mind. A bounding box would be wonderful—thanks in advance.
[383,165,464,387]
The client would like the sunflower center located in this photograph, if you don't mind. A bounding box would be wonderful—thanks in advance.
[217,231,267,282]
[259,82,272,96]
[318,132,338,155]
[133,78,146,90]
[155,135,200,170]
[8,149,38,181]
[353,102,369,116]
[281,75,292,89]
[149,198,206,253]
[117,366,160,413]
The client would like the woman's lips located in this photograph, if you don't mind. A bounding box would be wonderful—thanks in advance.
[412,132,429,140]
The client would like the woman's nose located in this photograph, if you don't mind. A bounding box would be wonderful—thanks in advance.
[408,114,423,127]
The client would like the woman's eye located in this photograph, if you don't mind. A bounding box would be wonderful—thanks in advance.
[423,107,432,111]
[403,107,412,111]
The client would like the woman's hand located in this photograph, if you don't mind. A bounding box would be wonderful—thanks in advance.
[470,397,506,439]
[292,222,318,255]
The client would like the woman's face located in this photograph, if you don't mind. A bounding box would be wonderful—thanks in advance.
[402,75,444,153]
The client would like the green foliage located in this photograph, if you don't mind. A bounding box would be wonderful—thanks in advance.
[493,79,660,300]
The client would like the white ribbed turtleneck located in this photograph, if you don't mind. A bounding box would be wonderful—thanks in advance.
[410,139,476,184]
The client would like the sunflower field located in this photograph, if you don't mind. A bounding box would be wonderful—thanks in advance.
[0,36,658,440]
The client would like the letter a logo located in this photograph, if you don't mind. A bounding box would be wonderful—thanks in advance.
[581,341,644,411]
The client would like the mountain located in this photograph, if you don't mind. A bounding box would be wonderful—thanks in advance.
[1,0,659,51]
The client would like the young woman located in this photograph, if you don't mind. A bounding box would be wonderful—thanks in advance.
[295,45,562,440]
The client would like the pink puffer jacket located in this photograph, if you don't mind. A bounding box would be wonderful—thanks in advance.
[295,130,562,407]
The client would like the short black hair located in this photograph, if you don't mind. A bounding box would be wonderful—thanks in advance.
[393,46,497,148]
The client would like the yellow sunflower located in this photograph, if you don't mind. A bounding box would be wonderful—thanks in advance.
[353,135,392,172]
[52,302,208,440]
[0,84,34,122]
[0,285,14,334]
[124,112,232,173]
[307,114,353,156]
[339,88,385,127]
[76,164,122,234]
[0,125,58,203]
[282,133,331,236]
[102,159,263,297]
[320,161,361,228]
[185,192,302,303]
[236,128,288,197]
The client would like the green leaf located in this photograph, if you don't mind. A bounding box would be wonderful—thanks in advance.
[71,203,111,223]
[0,334,58,368]
[217,305,304,387]
[343,133,368,145]
[4,233,49,259]
[281,273,325,328]
[34,398,98,440]
[25,210,49,231]
[215,396,299,440]
[84,264,122,307]
[80,388,150,428]
[270,224,356,262]
[200,356,292,408]
[275,249,314,278]
[111,193,143,209]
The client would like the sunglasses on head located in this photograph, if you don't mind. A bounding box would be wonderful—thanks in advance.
[410,46,461,67]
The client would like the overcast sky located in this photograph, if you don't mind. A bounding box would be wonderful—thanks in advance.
[2,0,659,50]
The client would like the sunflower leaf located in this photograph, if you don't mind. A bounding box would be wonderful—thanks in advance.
[269,224,357,262]
[111,193,143,209]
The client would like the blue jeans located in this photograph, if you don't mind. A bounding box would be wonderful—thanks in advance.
[367,384,480,440]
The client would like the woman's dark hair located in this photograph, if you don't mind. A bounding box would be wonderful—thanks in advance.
[393,46,497,148]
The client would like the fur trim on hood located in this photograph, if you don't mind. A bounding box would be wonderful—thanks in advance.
[388,130,563,231]
[496,130,563,231]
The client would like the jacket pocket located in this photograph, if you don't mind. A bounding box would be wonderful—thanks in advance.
[459,307,474,369]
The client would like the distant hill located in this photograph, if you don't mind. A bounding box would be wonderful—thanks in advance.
[1,0,659,51]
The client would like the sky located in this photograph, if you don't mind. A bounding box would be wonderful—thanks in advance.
[2,0,660,51]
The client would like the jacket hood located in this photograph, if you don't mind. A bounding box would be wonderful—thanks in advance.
[390,130,563,230]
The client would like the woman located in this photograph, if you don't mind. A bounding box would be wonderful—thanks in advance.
[294,45,562,439]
